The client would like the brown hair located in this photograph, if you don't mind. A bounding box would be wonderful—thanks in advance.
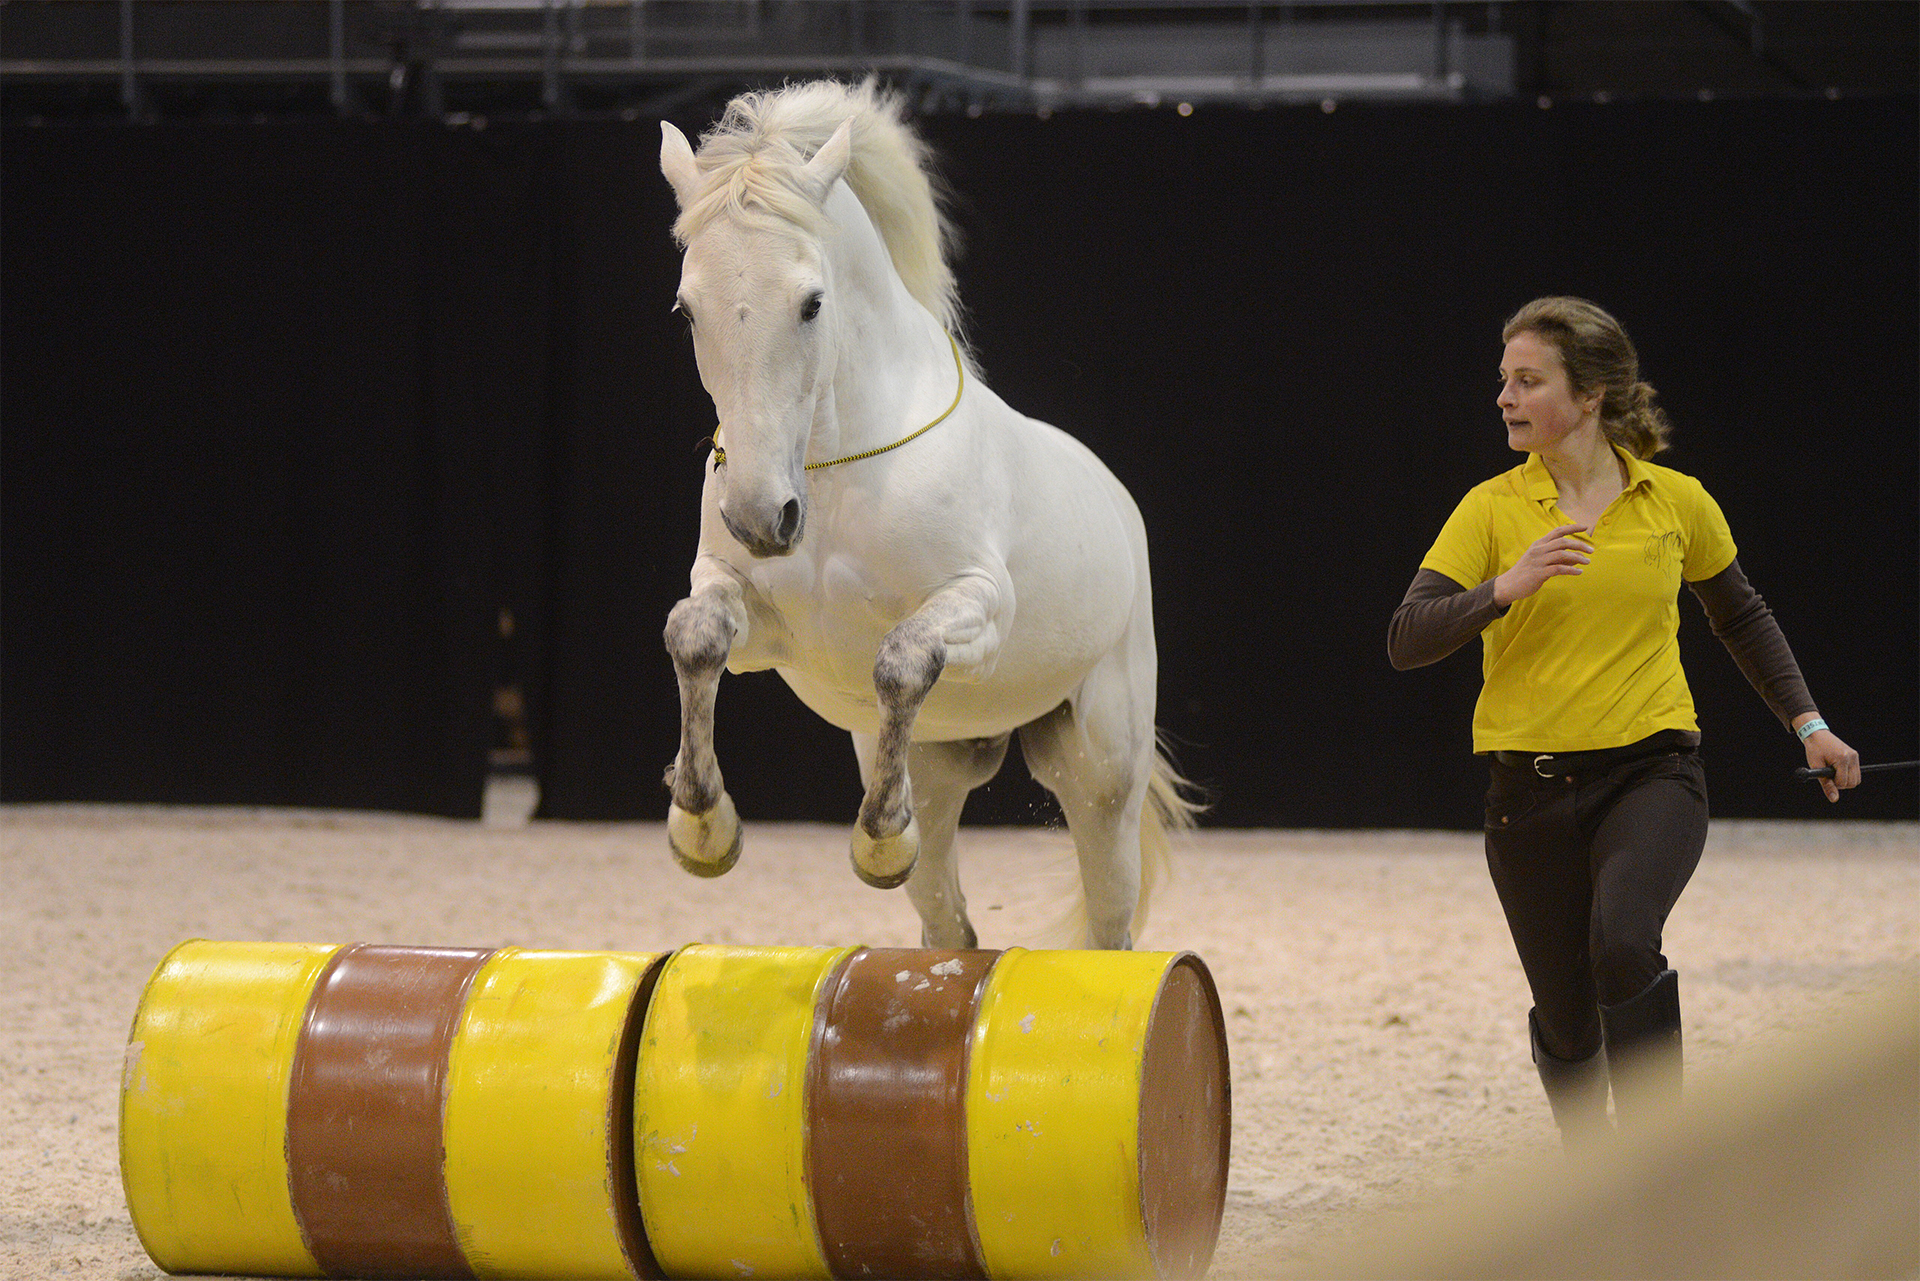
[1503,296,1673,459]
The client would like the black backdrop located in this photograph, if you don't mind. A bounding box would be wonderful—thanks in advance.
[4,97,1915,826]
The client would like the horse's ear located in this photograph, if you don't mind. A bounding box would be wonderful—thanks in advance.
[660,121,702,209]
[799,119,854,205]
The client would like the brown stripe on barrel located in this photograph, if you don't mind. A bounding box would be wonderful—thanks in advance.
[286,943,494,1280]
[1137,953,1231,1280]
[807,947,999,1280]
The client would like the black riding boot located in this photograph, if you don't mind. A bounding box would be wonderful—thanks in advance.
[1530,1008,1610,1149]
[1600,968,1683,1125]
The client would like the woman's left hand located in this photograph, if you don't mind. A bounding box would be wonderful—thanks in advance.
[1803,728,1861,803]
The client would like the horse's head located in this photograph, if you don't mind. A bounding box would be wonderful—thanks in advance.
[660,118,855,559]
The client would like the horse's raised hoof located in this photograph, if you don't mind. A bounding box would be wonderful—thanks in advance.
[850,815,919,889]
[668,793,742,878]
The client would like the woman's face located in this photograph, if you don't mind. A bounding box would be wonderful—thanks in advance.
[1497,330,1598,455]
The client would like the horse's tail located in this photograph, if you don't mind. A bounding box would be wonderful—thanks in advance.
[1134,732,1206,943]
[1027,732,1205,949]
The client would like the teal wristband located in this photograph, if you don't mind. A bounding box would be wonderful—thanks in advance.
[1795,718,1828,741]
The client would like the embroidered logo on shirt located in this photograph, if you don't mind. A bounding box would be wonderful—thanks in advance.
[1642,530,1684,567]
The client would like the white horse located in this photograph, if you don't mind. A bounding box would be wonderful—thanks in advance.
[657,80,1194,949]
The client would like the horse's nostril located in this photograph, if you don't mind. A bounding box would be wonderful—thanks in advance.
[776,498,802,545]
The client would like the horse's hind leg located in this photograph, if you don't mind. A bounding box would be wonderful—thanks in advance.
[1018,652,1155,950]
[662,584,744,876]
[855,732,1008,947]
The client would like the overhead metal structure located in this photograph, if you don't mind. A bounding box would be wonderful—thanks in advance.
[2,1,1515,120]
[0,0,1908,122]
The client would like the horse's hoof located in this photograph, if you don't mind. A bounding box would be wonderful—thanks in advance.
[850,815,918,889]
[668,793,742,878]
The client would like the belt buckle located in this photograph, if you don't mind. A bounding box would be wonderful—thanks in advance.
[1532,753,1557,778]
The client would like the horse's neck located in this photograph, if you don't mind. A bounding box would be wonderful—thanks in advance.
[823,307,949,458]
[815,187,953,464]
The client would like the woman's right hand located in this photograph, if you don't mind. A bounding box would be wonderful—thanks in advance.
[1494,523,1593,606]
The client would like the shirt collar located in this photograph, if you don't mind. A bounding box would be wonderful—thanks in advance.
[1618,446,1656,493]
[1522,445,1654,503]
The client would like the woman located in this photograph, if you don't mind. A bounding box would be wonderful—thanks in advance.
[1389,296,1859,1145]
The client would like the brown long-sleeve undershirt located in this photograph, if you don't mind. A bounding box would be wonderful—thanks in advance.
[1387,559,1817,731]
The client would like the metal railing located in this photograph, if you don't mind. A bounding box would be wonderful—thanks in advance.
[0,0,1517,118]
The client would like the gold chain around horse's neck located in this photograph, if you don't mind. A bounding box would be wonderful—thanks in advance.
[707,332,965,473]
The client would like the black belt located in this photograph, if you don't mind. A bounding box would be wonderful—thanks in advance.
[1493,736,1694,779]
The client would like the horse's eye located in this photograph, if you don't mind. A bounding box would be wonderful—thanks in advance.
[800,293,823,323]
[673,299,694,330]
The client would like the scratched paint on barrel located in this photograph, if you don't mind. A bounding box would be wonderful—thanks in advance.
[633,944,855,1279]
[120,939,339,1278]
[966,948,1160,1279]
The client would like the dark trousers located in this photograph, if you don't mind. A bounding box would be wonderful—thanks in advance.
[1483,747,1708,1062]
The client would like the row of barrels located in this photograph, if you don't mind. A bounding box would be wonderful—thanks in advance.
[120,939,1230,1279]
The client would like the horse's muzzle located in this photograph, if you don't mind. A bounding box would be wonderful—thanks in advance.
[721,495,805,558]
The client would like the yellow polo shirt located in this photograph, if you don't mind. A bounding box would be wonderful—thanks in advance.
[1421,446,1738,753]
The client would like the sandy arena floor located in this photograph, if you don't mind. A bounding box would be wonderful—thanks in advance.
[2,806,1914,1279]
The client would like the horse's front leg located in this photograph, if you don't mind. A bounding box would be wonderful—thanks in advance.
[663,572,749,877]
[850,574,1006,889]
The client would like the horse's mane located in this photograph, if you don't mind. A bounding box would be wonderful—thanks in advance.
[673,79,963,338]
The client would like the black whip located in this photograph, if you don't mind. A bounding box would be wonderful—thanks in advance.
[1795,760,1920,781]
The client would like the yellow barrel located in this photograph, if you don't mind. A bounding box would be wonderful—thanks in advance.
[632,944,1228,1281]
[966,949,1229,1280]
[120,938,339,1278]
[121,940,665,1281]
[442,947,666,1280]
[124,939,1227,1281]
[631,942,858,1279]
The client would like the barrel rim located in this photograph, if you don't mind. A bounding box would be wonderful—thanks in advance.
[118,933,209,1256]
[1136,949,1231,1281]
[120,936,210,1272]
[608,949,671,1281]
